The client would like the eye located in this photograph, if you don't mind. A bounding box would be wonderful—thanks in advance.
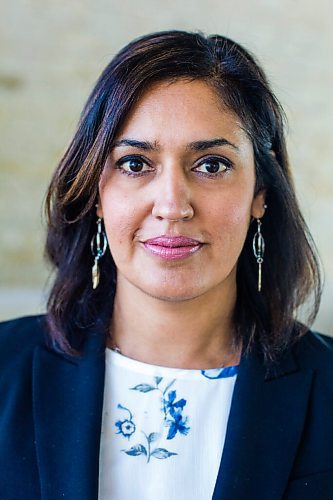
[115,155,152,175]
[193,157,232,176]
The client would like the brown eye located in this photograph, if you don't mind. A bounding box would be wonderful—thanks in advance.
[116,156,153,175]
[194,157,231,175]
[125,159,145,172]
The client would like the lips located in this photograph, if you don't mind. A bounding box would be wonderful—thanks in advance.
[142,236,203,260]
[144,236,202,247]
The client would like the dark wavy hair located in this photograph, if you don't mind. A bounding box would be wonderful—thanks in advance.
[45,30,322,363]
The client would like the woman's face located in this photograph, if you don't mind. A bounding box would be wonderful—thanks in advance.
[98,79,265,302]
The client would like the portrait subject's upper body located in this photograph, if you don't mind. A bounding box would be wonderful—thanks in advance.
[0,30,332,499]
[1,315,333,499]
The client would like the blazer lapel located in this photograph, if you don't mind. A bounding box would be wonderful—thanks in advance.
[212,345,314,500]
[32,331,105,500]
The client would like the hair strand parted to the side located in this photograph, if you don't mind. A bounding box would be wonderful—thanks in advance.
[45,30,322,363]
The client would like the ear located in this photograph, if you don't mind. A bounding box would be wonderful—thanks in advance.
[96,199,103,218]
[251,189,267,219]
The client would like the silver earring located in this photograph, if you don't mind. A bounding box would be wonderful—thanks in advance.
[253,219,265,292]
[90,218,108,289]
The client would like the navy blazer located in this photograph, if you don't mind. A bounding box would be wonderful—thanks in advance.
[0,315,333,500]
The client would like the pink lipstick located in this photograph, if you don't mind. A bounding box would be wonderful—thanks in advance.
[143,236,203,260]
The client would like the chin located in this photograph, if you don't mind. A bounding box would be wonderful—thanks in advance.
[148,292,201,303]
[136,282,210,303]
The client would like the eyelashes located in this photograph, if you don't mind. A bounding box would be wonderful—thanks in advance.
[114,154,233,178]
[115,155,153,177]
[193,158,232,177]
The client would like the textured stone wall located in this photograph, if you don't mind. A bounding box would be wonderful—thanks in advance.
[0,0,332,334]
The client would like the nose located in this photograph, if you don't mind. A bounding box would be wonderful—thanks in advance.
[151,168,194,222]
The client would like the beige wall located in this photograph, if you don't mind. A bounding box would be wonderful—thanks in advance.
[0,0,332,334]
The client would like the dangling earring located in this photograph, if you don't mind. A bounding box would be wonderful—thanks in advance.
[253,219,265,292]
[90,217,108,289]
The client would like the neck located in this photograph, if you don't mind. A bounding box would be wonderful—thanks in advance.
[108,275,241,369]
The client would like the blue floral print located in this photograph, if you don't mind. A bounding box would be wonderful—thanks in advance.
[131,377,190,439]
[122,431,178,463]
[165,390,186,413]
[166,411,190,440]
[115,364,238,462]
[201,366,239,379]
[116,376,190,462]
[164,390,189,440]
[115,404,136,439]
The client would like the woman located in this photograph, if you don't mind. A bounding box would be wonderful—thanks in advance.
[0,30,332,500]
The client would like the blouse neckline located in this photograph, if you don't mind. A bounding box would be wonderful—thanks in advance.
[106,347,239,380]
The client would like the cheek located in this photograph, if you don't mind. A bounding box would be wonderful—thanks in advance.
[207,198,252,248]
[226,201,252,226]
[208,193,252,226]
[100,189,141,252]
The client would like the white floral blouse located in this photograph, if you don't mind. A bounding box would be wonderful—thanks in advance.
[98,348,238,500]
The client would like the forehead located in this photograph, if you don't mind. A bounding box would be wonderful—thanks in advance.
[115,79,252,151]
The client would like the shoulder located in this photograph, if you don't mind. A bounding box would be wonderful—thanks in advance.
[262,328,333,388]
[0,316,50,430]
[292,329,333,371]
[289,329,333,399]
[0,315,49,363]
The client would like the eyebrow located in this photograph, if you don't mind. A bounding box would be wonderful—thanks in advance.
[112,139,157,150]
[112,137,239,152]
[187,138,239,151]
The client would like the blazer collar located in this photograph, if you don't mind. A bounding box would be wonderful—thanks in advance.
[212,344,314,500]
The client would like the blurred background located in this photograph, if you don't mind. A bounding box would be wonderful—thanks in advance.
[0,0,332,335]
